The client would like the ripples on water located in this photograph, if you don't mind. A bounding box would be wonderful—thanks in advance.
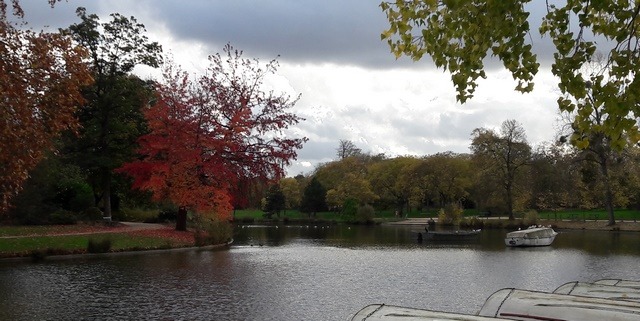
[1,225,640,321]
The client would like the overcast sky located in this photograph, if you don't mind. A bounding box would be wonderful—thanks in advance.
[22,0,566,176]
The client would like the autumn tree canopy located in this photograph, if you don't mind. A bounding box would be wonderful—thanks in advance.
[0,1,92,213]
[471,120,531,220]
[380,1,640,152]
[118,45,306,228]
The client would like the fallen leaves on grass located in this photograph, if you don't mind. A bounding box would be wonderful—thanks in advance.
[126,227,195,246]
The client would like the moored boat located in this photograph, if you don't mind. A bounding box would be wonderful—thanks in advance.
[504,226,557,247]
[413,228,481,242]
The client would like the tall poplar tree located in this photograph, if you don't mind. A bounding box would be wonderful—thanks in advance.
[64,8,162,219]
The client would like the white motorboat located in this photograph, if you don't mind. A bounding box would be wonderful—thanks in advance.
[504,226,557,247]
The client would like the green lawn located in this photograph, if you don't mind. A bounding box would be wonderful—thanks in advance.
[0,233,179,258]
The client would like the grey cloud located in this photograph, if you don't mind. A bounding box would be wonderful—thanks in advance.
[21,0,559,70]
[150,0,427,69]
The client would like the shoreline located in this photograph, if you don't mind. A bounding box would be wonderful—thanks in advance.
[386,217,640,232]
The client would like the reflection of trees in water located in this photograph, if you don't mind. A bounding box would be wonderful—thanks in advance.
[233,225,640,256]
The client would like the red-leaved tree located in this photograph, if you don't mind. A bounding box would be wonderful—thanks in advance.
[118,45,306,230]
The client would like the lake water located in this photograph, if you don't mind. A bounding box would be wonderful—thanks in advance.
[1,224,640,321]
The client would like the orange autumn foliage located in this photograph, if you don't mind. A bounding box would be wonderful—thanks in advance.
[0,1,93,213]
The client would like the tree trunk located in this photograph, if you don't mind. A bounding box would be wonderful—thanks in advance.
[176,206,187,231]
[506,183,514,220]
[600,161,616,226]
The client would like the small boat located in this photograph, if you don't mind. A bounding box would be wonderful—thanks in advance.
[414,228,481,242]
[504,226,557,247]
[349,304,512,321]
[479,288,640,321]
[554,281,640,302]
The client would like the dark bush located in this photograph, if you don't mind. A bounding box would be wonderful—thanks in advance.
[49,209,78,225]
[87,238,112,253]
[81,207,104,222]
[157,209,177,222]
[356,204,375,223]
[342,199,358,217]
[194,218,233,246]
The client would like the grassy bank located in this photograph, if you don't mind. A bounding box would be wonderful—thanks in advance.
[0,224,195,259]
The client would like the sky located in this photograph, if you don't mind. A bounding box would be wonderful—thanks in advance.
[20,0,566,176]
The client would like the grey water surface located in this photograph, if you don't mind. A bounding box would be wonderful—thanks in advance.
[1,225,639,321]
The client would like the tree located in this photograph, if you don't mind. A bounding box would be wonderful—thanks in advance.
[263,184,285,218]
[314,157,367,192]
[529,143,577,213]
[1,1,92,213]
[325,173,378,210]
[336,139,362,159]
[421,152,472,208]
[380,1,640,167]
[279,177,301,211]
[64,7,162,219]
[471,120,531,220]
[300,177,327,217]
[118,45,306,230]
[368,156,420,214]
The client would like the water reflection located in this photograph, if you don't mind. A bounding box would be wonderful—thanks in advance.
[1,224,640,321]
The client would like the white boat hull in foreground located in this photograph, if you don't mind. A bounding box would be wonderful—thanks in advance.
[554,281,640,302]
[479,288,640,321]
[349,304,511,321]
[594,279,640,288]
[504,226,557,247]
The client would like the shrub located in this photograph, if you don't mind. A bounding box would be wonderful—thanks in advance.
[157,209,177,222]
[342,199,358,217]
[194,218,233,246]
[438,203,463,226]
[523,210,539,226]
[356,204,375,223]
[119,208,158,223]
[49,209,78,225]
[87,237,112,253]
[460,217,484,229]
[30,250,47,262]
[64,182,94,213]
[81,207,104,222]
